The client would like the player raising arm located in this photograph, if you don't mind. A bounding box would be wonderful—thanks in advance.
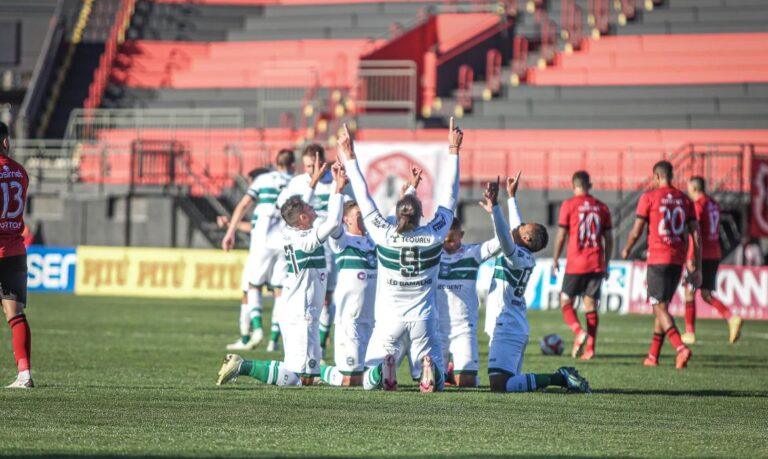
[551,171,613,360]
[622,161,701,369]
[336,119,460,393]
[216,164,347,387]
[484,175,590,394]
[0,122,33,389]
[437,216,501,387]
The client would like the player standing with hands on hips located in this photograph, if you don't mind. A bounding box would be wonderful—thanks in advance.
[0,122,33,389]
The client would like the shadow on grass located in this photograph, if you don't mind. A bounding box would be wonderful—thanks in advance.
[593,388,768,398]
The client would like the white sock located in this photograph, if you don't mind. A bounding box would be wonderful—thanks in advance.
[320,365,345,386]
[362,365,382,391]
[247,288,263,323]
[18,370,31,381]
[268,361,300,386]
[506,374,537,393]
[239,303,250,338]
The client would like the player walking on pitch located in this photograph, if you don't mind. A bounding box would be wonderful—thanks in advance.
[217,164,347,387]
[682,176,742,345]
[437,217,501,387]
[484,175,590,393]
[221,150,295,351]
[552,171,613,360]
[622,161,701,369]
[336,119,461,393]
[0,122,33,388]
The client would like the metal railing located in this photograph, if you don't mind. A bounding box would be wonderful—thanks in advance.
[355,60,417,126]
[64,107,245,141]
[11,139,80,191]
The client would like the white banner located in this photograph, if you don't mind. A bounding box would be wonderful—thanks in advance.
[354,142,448,217]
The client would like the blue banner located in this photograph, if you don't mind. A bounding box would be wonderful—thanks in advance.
[27,245,77,293]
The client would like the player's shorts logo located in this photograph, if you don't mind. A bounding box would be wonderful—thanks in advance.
[320,273,326,282]
[346,357,355,366]
[308,359,317,369]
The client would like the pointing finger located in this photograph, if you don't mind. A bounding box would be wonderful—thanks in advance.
[449,116,455,132]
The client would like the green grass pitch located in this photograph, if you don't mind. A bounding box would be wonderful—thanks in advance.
[2,294,768,458]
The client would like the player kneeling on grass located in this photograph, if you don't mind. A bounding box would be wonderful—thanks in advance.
[483,175,590,394]
[318,200,377,386]
[217,164,347,387]
[437,217,501,387]
[336,120,461,393]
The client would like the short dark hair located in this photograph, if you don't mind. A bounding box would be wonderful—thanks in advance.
[572,170,590,190]
[449,217,462,232]
[281,195,306,227]
[0,121,8,140]
[527,223,549,252]
[689,176,706,193]
[343,200,359,217]
[248,167,270,181]
[653,160,674,180]
[276,149,295,168]
[302,143,325,161]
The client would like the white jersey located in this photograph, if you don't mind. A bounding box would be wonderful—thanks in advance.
[486,198,536,336]
[246,170,293,252]
[280,193,344,322]
[329,232,377,324]
[344,156,459,322]
[437,240,500,326]
[280,171,337,220]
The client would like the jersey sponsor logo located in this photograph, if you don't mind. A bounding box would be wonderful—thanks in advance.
[432,214,447,232]
[438,284,462,291]
[390,235,432,244]
[0,165,23,179]
[370,215,390,229]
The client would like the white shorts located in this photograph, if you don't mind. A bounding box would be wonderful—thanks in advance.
[334,319,374,375]
[279,316,321,377]
[488,324,527,376]
[364,317,443,380]
[240,249,284,292]
[438,302,479,374]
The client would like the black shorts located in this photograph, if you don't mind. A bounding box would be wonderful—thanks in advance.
[647,264,683,305]
[561,272,604,300]
[0,255,27,305]
[685,259,719,291]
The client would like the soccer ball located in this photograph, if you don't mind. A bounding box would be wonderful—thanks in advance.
[540,334,564,355]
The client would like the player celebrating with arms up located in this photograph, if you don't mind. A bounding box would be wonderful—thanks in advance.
[622,161,701,369]
[552,171,613,360]
[0,122,33,389]
[336,120,461,393]
[682,176,742,345]
[216,164,347,387]
[484,175,590,394]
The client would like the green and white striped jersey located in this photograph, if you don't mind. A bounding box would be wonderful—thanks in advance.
[437,240,501,327]
[280,171,336,219]
[329,232,377,324]
[343,156,459,322]
[246,171,292,252]
[485,198,536,336]
[280,193,344,321]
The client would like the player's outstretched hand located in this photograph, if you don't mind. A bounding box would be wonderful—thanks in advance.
[309,152,330,189]
[448,117,463,154]
[479,176,500,213]
[222,232,235,252]
[337,123,356,162]
[551,261,559,278]
[506,171,522,198]
[331,162,348,193]
[400,166,424,197]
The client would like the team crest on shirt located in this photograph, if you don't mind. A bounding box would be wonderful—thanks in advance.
[439,263,451,278]
[366,252,377,267]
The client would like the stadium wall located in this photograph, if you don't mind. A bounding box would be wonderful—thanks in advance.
[25,245,768,320]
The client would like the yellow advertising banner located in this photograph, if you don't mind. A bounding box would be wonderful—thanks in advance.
[75,246,248,299]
